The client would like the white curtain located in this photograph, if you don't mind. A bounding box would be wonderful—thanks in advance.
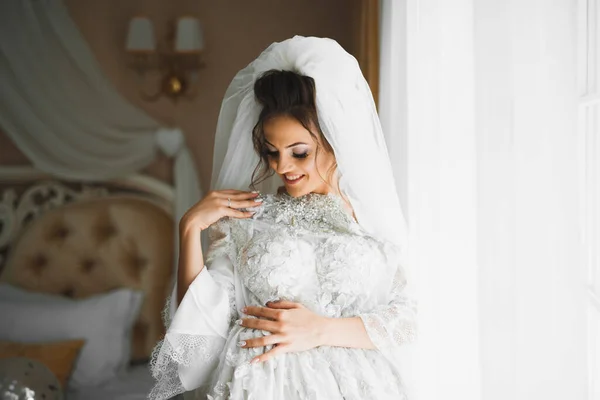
[380,0,588,399]
[0,0,201,225]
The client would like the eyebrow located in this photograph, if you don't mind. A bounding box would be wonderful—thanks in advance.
[265,140,309,149]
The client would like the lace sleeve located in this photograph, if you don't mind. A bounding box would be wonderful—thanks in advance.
[148,220,238,400]
[358,262,418,350]
[203,219,239,328]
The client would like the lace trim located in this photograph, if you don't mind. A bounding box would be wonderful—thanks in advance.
[160,293,173,330]
[206,219,236,264]
[149,222,238,400]
[255,192,361,235]
[148,334,225,400]
[358,265,418,350]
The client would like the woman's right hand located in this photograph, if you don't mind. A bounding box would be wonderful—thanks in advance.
[180,190,262,231]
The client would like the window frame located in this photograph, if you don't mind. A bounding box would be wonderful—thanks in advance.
[578,1,600,399]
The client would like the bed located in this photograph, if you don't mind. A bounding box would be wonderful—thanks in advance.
[0,166,177,399]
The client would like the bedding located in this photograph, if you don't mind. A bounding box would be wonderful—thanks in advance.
[0,285,143,388]
[65,363,157,400]
[0,193,175,363]
[0,171,178,398]
[0,339,84,388]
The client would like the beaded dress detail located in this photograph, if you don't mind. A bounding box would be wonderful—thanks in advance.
[149,192,417,400]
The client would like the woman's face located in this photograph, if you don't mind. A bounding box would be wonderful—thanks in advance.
[263,115,336,198]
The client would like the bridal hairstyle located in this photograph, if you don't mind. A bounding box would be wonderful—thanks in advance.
[211,36,408,254]
[250,69,338,189]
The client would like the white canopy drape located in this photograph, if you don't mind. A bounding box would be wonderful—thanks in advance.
[380,0,588,399]
[0,0,201,225]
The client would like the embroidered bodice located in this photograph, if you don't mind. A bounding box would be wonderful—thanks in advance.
[149,192,417,400]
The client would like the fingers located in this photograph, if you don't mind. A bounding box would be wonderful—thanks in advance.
[218,189,258,195]
[226,198,264,209]
[208,191,262,221]
[251,344,287,364]
[212,190,260,200]
[239,334,284,349]
[224,207,255,219]
[203,190,258,206]
[243,306,285,321]
[265,300,303,310]
[237,317,280,333]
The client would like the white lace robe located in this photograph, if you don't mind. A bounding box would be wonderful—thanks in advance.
[149,193,417,400]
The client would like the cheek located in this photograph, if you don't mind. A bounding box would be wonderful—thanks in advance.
[300,157,318,175]
[314,153,335,175]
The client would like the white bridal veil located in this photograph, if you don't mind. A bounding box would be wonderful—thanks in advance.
[211,35,409,259]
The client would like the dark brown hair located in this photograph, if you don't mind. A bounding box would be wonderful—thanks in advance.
[250,69,337,189]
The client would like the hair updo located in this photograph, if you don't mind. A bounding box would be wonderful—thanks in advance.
[250,69,337,189]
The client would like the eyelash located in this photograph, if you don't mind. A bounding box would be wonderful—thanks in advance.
[266,150,309,159]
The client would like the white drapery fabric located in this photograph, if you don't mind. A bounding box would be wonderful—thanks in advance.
[404,1,481,399]
[474,1,587,398]
[0,0,201,226]
[380,0,588,399]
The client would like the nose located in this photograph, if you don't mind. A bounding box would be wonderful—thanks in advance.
[274,154,293,175]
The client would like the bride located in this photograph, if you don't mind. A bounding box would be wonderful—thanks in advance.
[149,36,417,400]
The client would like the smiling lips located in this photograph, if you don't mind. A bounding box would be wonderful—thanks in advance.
[284,174,305,185]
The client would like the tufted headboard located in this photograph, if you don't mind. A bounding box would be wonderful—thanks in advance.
[0,168,176,362]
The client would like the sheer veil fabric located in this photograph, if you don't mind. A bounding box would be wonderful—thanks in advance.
[211,35,409,260]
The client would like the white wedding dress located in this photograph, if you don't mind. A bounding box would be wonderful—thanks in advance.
[149,192,417,400]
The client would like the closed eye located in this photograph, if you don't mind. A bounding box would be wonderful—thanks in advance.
[265,151,309,159]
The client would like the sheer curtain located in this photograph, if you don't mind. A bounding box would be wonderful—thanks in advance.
[0,0,201,225]
[380,0,588,399]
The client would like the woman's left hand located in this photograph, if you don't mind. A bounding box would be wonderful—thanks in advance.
[237,300,329,363]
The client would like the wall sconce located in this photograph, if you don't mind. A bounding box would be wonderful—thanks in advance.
[126,16,205,102]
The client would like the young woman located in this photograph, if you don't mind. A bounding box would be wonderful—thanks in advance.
[149,36,417,400]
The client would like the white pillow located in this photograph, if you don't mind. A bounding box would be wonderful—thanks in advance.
[0,284,143,389]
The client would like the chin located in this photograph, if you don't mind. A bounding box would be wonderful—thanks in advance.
[279,178,312,198]
[279,174,310,197]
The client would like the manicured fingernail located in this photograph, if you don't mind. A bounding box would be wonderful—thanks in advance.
[235,319,243,325]
[251,190,260,193]
[241,307,248,313]
[250,358,259,364]
[254,198,264,203]
[237,340,246,347]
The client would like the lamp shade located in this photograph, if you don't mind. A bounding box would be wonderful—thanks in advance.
[126,17,155,53]
[175,17,204,53]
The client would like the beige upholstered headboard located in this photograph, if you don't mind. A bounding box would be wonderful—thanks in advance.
[0,169,176,362]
